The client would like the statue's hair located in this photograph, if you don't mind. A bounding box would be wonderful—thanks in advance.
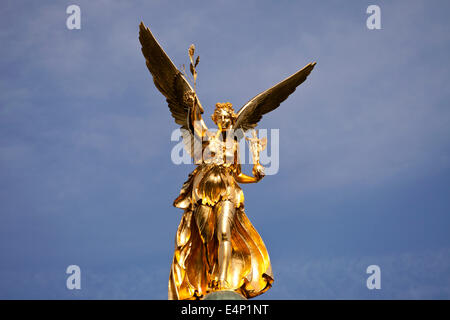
[211,102,237,124]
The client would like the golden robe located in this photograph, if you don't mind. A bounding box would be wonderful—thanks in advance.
[168,163,273,300]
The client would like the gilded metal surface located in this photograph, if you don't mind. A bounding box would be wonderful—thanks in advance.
[138,22,315,300]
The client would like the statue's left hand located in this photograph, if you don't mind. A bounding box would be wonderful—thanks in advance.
[252,163,265,181]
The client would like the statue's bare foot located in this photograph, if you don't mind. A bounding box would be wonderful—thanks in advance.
[217,279,231,291]
[210,279,231,291]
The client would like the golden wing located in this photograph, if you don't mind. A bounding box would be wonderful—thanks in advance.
[233,62,316,133]
[139,22,208,157]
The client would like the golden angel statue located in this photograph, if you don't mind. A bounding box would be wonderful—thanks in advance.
[139,22,316,300]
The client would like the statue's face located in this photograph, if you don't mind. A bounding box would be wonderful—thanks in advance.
[213,109,233,129]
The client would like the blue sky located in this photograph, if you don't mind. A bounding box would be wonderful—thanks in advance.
[0,0,449,299]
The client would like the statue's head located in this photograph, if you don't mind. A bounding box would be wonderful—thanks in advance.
[211,102,236,129]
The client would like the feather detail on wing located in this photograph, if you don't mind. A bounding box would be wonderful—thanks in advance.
[139,22,208,156]
[233,62,316,133]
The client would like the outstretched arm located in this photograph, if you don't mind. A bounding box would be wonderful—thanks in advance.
[189,94,209,138]
[235,166,264,184]
[234,149,265,184]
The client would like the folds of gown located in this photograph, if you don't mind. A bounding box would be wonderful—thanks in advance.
[168,164,273,300]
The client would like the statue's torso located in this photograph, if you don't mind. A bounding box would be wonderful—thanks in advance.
[202,132,237,166]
